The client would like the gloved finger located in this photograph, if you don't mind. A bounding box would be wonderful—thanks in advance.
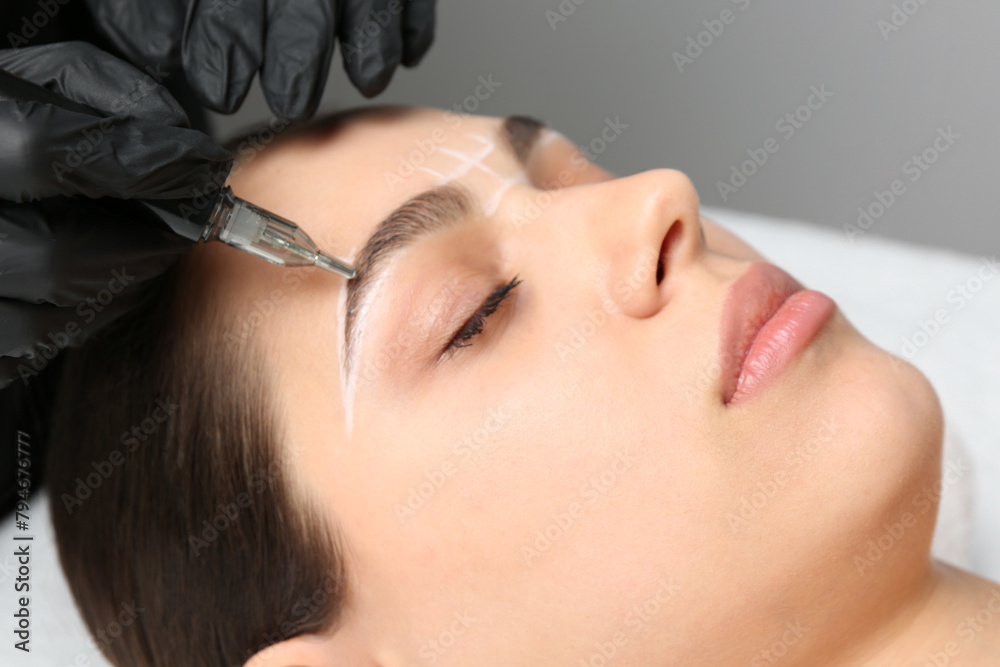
[182,0,266,114]
[0,300,104,390]
[0,43,190,127]
[400,0,436,67]
[339,0,404,98]
[81,0,188,73]
[0,198,189,306]
[260,0,337,121]
[0,287,153,390]
[0,99,232,203]
[0,196,191,390]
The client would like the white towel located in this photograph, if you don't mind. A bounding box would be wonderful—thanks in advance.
[933,419,975,568]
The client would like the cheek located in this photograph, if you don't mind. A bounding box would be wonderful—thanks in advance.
[357,330,714,606]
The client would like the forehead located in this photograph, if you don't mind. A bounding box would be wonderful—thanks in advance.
[227,107,517,261]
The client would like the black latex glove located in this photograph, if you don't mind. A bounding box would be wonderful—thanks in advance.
[83,0,438,120]
[0,42,233,389]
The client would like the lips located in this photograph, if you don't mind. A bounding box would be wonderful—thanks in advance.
[718,262,835,406]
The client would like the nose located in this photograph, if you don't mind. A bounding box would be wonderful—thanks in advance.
[584,168,705,318]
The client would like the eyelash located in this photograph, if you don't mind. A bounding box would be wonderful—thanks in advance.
[445,276,522,352]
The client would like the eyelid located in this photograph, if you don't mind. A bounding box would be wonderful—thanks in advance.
[438,276,521,361]
[419,277,486,342]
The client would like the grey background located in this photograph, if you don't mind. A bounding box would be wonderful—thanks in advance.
[209,0,999,257]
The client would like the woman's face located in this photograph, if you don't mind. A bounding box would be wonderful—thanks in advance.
[206,106,943,665]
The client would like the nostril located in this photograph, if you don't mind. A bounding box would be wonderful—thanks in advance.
[656,220,683,285]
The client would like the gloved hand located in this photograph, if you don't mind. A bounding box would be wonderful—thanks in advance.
[0,42,233,389]
[83,0,438,120]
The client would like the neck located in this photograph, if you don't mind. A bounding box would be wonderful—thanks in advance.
[829,560,1000,666]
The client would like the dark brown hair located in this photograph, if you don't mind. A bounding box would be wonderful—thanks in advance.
[46,252,347,667]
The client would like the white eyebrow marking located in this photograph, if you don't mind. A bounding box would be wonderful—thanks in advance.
[339,254,401,437]
[417,134,494,184]
[336,273,356,438]
[537,128,562,147]
[418,134,526,216]
[481,173,527,216]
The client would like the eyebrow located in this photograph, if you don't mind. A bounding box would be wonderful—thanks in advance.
[342,115,547,372]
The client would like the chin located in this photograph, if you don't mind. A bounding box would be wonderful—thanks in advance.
[845,328,944,477]
[816,326,944,574]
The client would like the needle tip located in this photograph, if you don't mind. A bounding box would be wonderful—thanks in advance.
[315,253,356,279]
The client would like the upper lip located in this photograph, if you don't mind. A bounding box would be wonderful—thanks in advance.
[718,262,804,404]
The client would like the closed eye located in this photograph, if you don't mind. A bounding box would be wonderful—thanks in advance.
[444,276,521,354]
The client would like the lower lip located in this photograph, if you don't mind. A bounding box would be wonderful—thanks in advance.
[728,290,836,406]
